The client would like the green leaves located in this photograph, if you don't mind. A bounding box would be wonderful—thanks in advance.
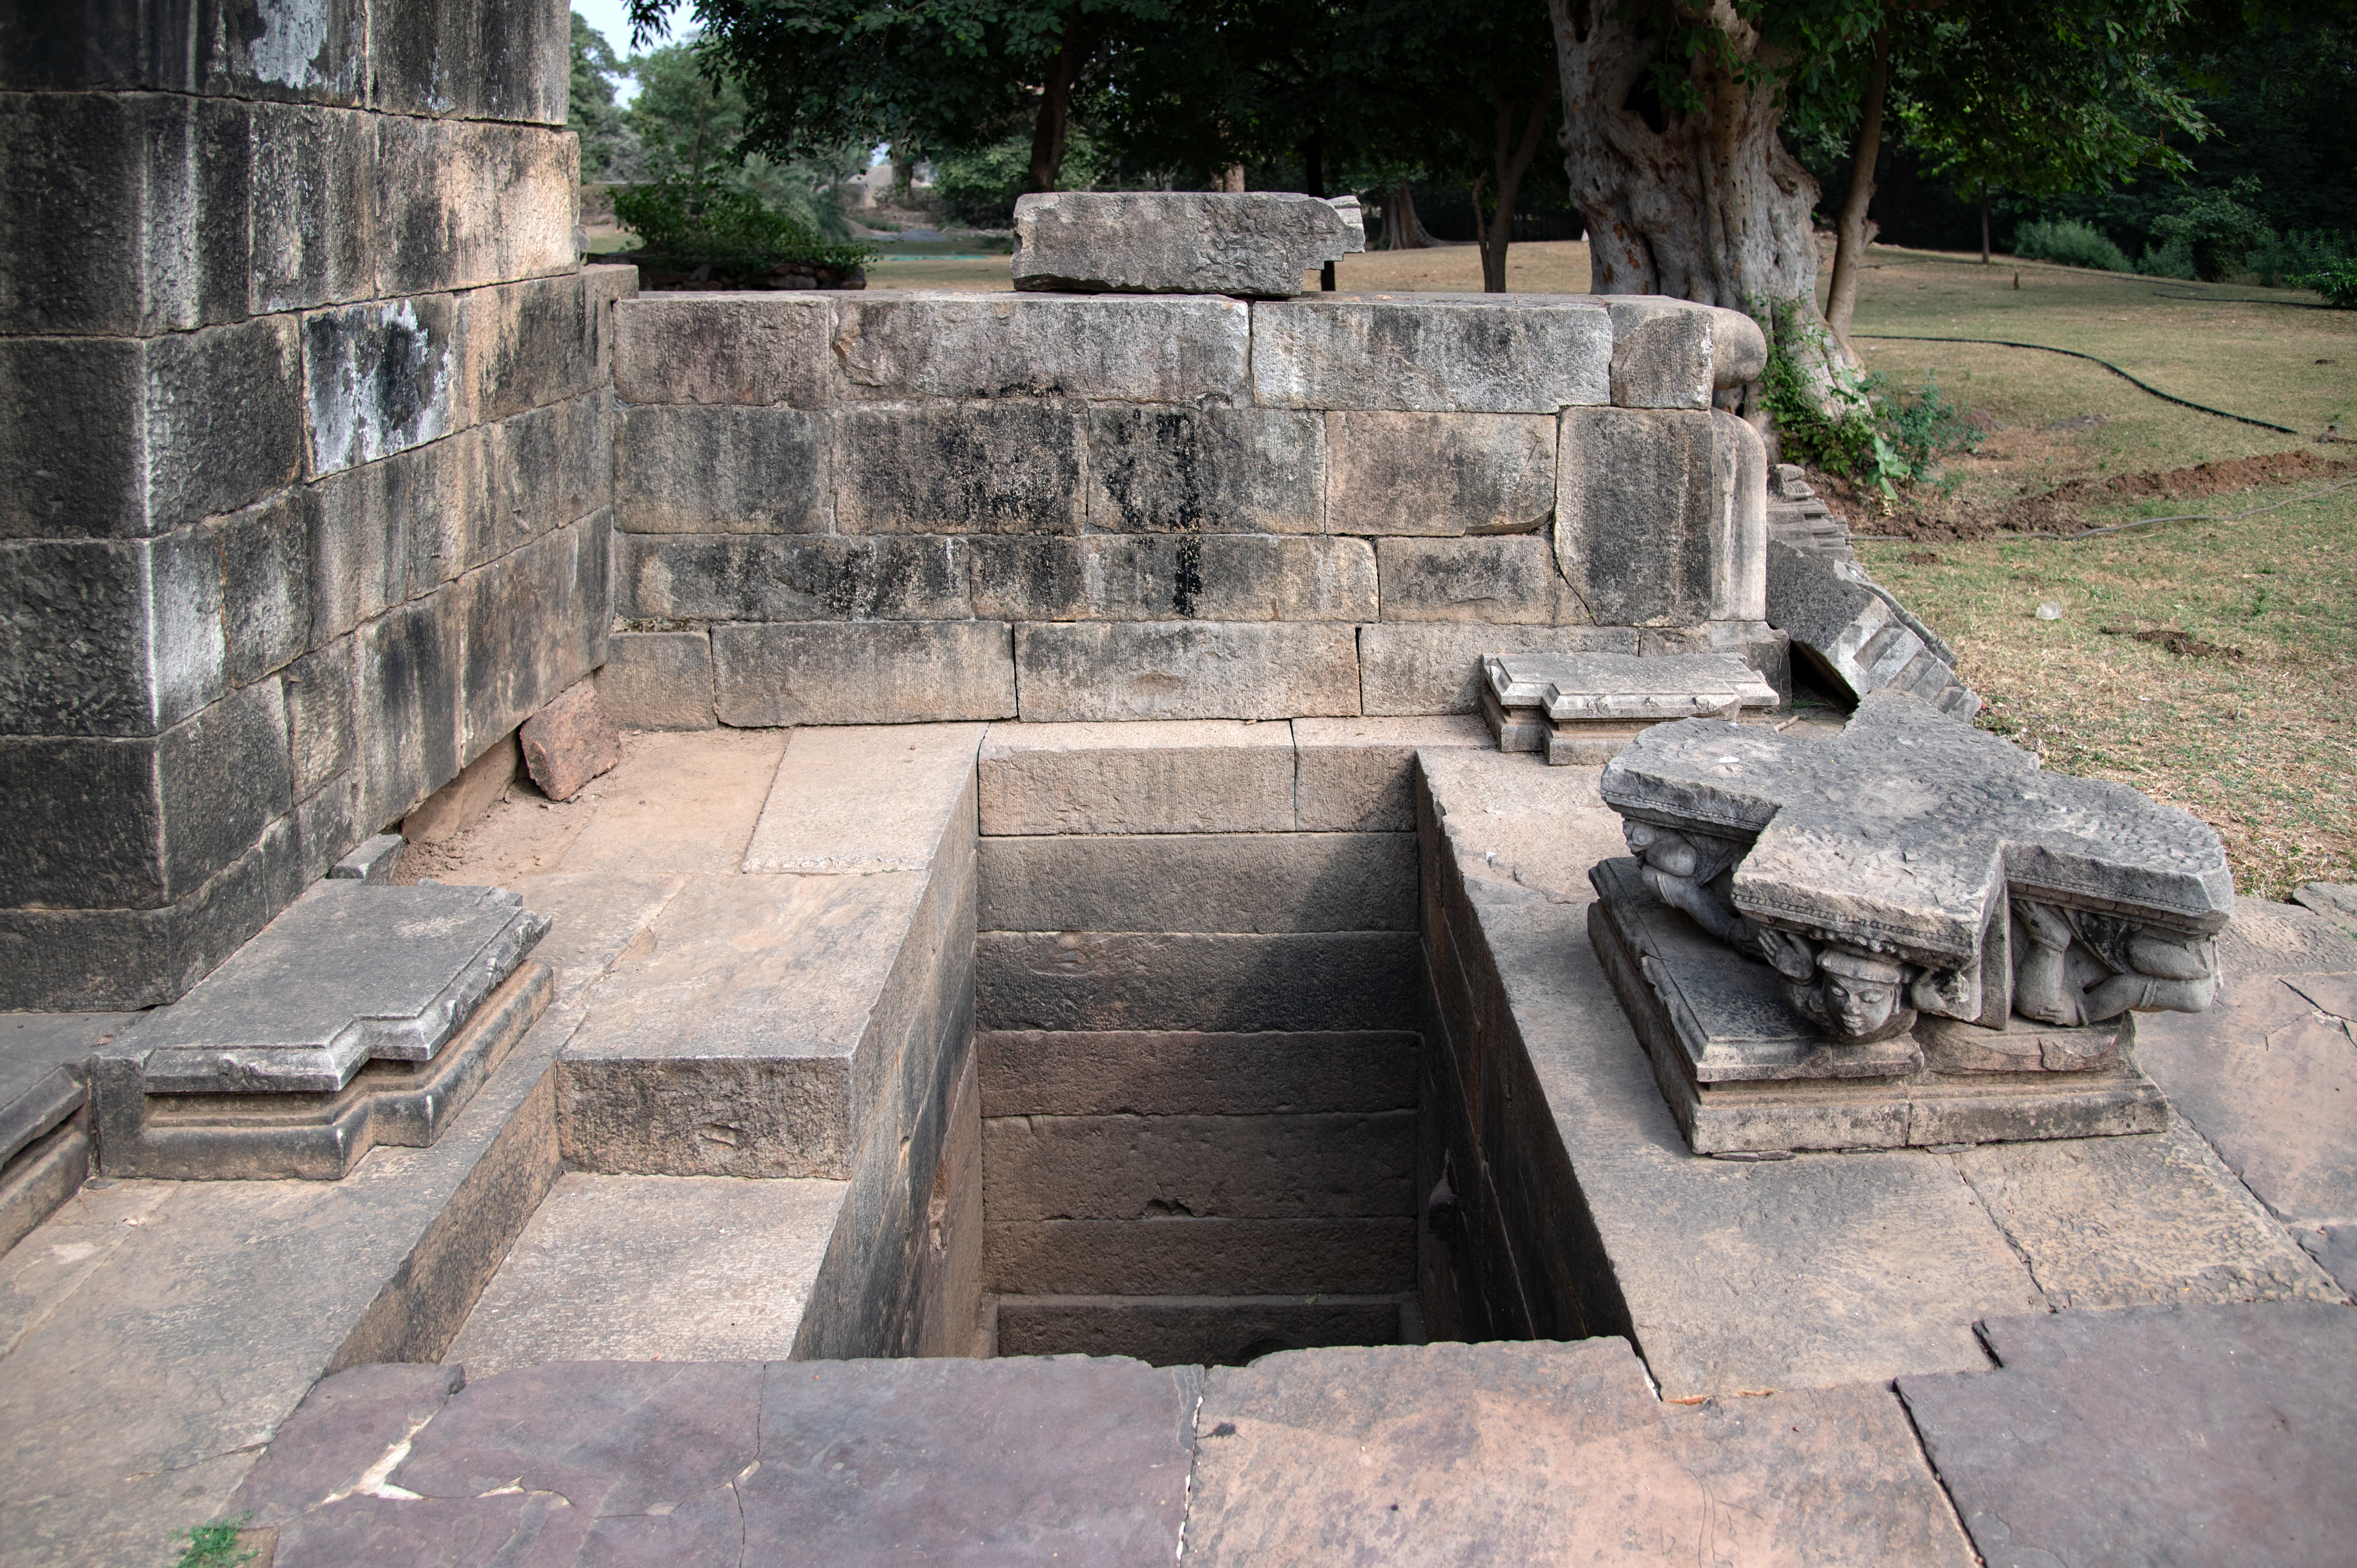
[613,167,876,270]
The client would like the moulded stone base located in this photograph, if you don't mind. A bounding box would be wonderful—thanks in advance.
[1588,877,2168,1155]
[91,960,552,1180]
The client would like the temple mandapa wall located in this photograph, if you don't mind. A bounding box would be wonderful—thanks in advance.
[1,0,626,1010]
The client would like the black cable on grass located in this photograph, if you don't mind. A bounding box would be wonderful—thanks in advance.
[1852,475,2357,545]
[2148,289,2344,311]
[1850,334,2300,434]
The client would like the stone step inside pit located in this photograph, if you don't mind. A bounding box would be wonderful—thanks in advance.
[1768,537,1979,716]
[1480,649,1783,765]
[0,1012,128,1254]
[971,718,1494,1364]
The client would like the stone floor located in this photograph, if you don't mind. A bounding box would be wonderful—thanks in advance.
[4,728,2354,1567]
[221,1304,2356,1566]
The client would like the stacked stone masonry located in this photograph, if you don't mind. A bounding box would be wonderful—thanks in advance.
[599,290,1776,732]
[0,2,620,1010]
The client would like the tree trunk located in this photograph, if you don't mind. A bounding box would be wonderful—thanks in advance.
[1824,26,1888,356]
[1474,80,1559,294]
[1979,189,1991,263]
[1548,0,1838,404]
[1217,164,1247,192]
[1026,21,1084,193]
[1386,181,1437,249]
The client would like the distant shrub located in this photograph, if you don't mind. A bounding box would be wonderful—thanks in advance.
[2151,177,2272,281]
[2013,218,2131,273]
[1757,302,1981,498]
[612,167,872,273]
[2135,236,2198,279]
[2291,256,2357,308]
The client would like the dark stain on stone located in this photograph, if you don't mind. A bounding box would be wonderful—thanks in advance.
[1171,537,1204,617]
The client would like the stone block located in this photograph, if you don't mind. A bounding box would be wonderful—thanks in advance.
[1012,190,1359,296]
[2,318,306,540]
[1605,297,1715,409]
[1189,1343,1973,1566]
[329,832,404,883]
[1710,408,1769,622]
[0,677,292,909]
[305,442,428,633]
[579,261,636,385]
[1015,621,1358,722]
[968,535,1372,624]
[249,103,375,315]
[984,1110,1417,1221]
[476,398,603,566]
[352,587,464,833]
[595,630,715,731]
[556,871,932,1178]
[519,682,621,803]
[614,405,828,534]
[1899,1304,2357,1568]
[985,1216,1415,1295]
[1291,715,1493,831]
[712,621,1016,727]
[294,771,359,884]
[283,634,354,797]
[1354,623,1640,716]
[1324,411,1555,537]
[0,529,226,736]
[369,0,569,124]
[979,832,1416,933]
[741,722,985,875]
[373,116,575,298]
[618,533,971,623]
[301,294,458,475]
[613,292,832,407]
[977,719,1298,835]
[979,1029,1420,1116]
[1251,294,1611,413]
[1376,535,1583,624]
[975,930,1422,1032]
[834,402,1082,535]
[456,273,600,425]
[831,290,1250,403]
[453,515,609,759]
[400,730,516,843]
[1556,407,1714,626]
[0,91,253,335]
[0,812,299,1009]
[0,0,368,101]
[226,1364,465,1530]
[1085,404,1325,533]
[215,488,313,685]
[995,1296,1404,1365]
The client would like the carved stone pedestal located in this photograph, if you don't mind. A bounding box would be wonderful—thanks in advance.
[1589,857,2167,1154]
[1481,651,1778,765]
[90,882,551,1179]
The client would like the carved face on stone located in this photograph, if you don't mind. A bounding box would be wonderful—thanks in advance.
[1623,821,1698,879]
[1817,947,1912,1041]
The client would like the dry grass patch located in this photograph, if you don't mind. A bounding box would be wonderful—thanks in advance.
[1865,476,2357,899]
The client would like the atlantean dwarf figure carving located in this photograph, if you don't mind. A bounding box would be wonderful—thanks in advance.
[1587,691,2233,1152]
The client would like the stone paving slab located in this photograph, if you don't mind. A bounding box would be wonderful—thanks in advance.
[554,727,789,875]
[0,1000,581,1568]
[1899,1302,2357,1568]
[2136,943,2357,1229]
[743,723,986,874]
[242,1356,1200,1568]
[1186,1339,1974,1566]
[445,1174,850,1376]
[2295,880,2357,936]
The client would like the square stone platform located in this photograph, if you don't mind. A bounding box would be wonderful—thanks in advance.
[1588,856,2169,1154]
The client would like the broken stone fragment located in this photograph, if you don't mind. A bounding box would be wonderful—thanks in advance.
[1012,192,1362,298]
[520,680,621,802]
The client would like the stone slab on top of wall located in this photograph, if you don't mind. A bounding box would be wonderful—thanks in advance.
[1011,191,1364,298]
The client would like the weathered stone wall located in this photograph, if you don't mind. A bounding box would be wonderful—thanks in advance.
[598,290,1775,729]
[0,1,625,1009]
